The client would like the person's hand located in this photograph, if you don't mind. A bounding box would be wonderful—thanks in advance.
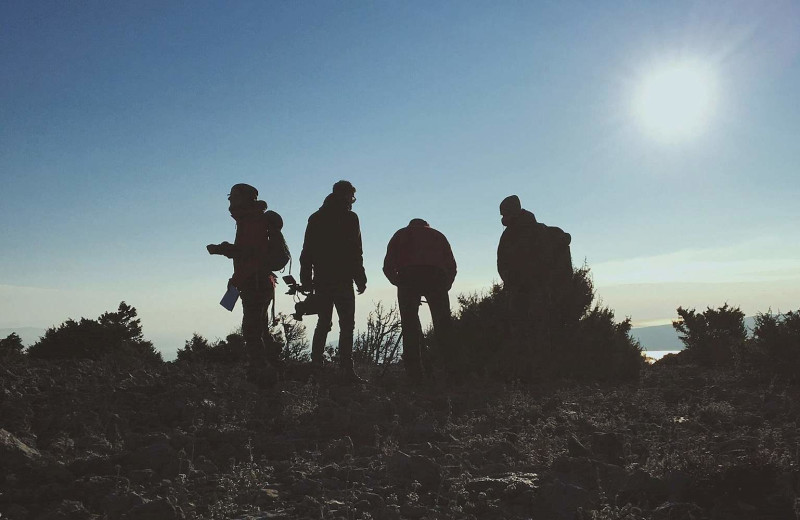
[206,244,219,255]
[356,283,366,295]
[227,278,235,290]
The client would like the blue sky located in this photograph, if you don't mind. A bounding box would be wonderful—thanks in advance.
[2,1,799,357]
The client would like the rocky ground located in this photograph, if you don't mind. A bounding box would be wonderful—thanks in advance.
[1,356,799,520]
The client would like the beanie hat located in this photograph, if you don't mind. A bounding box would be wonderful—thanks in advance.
[499,195,522,216]
[229,183,258,200]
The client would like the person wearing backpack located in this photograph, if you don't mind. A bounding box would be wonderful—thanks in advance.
[299,180,367,383]
[497,195,572,376]
[207,183,280,386]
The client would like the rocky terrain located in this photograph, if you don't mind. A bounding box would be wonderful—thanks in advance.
[1,357,798,519]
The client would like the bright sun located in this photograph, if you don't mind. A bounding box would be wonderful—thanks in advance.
[634,61,717,142]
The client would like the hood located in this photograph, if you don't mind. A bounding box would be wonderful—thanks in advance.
[321,193,351,212]
[502,208,537,228]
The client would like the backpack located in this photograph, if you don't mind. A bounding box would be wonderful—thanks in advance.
[265,211,291,272]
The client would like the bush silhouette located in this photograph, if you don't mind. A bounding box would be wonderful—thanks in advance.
[451,266,642,382]
[0,332,25,358]
[672,304,746,367]
[176,314,310,364]
[176,332,246,363]
[752,309,800,381]
[27,302,162,363]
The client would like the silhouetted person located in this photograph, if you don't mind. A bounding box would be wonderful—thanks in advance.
[207,183,278,386]
[300,180,367,383]
[497,195,572,356]
[383,219,457,381]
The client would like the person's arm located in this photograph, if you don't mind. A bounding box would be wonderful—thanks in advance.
[443,236,457,289]
[350,213,367,293]
[497,231,511,284]
[299,220,314,289]
[207,241,240,258]
[383,232,400,286]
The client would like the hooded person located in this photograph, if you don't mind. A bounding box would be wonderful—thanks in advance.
[299,180,367,383]
[497,195,573,371]
[207,183,278,385]
[383,218,457,381]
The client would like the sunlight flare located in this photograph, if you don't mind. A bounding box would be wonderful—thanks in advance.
[634,60,717,142]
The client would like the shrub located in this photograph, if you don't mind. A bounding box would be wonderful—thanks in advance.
[353,302,402,366]
[176,314,310,364]
[0,333,25,358]
[27,302,162,363]
[672,304,746,367]
[751,310,800,381]
[451,266,642,382]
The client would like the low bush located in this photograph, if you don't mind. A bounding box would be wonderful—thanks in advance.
[27,302,162,363]
[176,314,310,364]
[751,309,800,381]
[0,332,25,358]
[672,304,747,367]
[451,266,642,382]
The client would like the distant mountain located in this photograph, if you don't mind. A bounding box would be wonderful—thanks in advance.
[632,317,756,352]
[0,327,46,347]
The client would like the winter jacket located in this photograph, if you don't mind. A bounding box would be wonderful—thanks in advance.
[229,206,272,288]
[383,221,457,290]
[299,194,367,290]
[497,209,571,288]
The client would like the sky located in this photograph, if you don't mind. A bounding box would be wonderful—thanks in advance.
[2,1,799,358]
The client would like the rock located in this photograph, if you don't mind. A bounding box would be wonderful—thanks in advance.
[126,441,180,478]
[466,473,538,499]
[361,492,385,509]
[388,451,441,490]
[591,432,624,464]
[0,504,30,520]
[551,455,597,490]
[254,488,280,507]
[129,469,155,484]
[103,491,147,520]
[399,503,428,518]
[291,477,321,495]
[122,498,178,520]
[410,419,441,442]
[484,440,519,463]
[535,478,593,520]
[567,435,591,458]
[35,500,92,520]
[192,456,218,474]
[69,455,115,477]
[322,436,354,462]
[0,428,41,472]
[652,501,703,520]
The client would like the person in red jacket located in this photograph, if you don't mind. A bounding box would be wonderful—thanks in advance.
[207,183,278,385]
[383,218,457,381]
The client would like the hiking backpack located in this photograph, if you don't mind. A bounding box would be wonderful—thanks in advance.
[264,210,291,272]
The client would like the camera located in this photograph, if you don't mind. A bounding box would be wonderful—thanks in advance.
[282,275,320,321]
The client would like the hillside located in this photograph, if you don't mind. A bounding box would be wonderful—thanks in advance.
[1,357,798,520]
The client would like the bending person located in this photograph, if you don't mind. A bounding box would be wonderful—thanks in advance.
[383,218,457,381]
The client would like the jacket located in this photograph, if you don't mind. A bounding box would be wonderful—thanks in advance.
[383,221,457,290]
[299,194,367,289]
[230,207,272,288]
[497,209,571,288]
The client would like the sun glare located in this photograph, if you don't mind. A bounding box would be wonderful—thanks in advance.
[634,61,717,142]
